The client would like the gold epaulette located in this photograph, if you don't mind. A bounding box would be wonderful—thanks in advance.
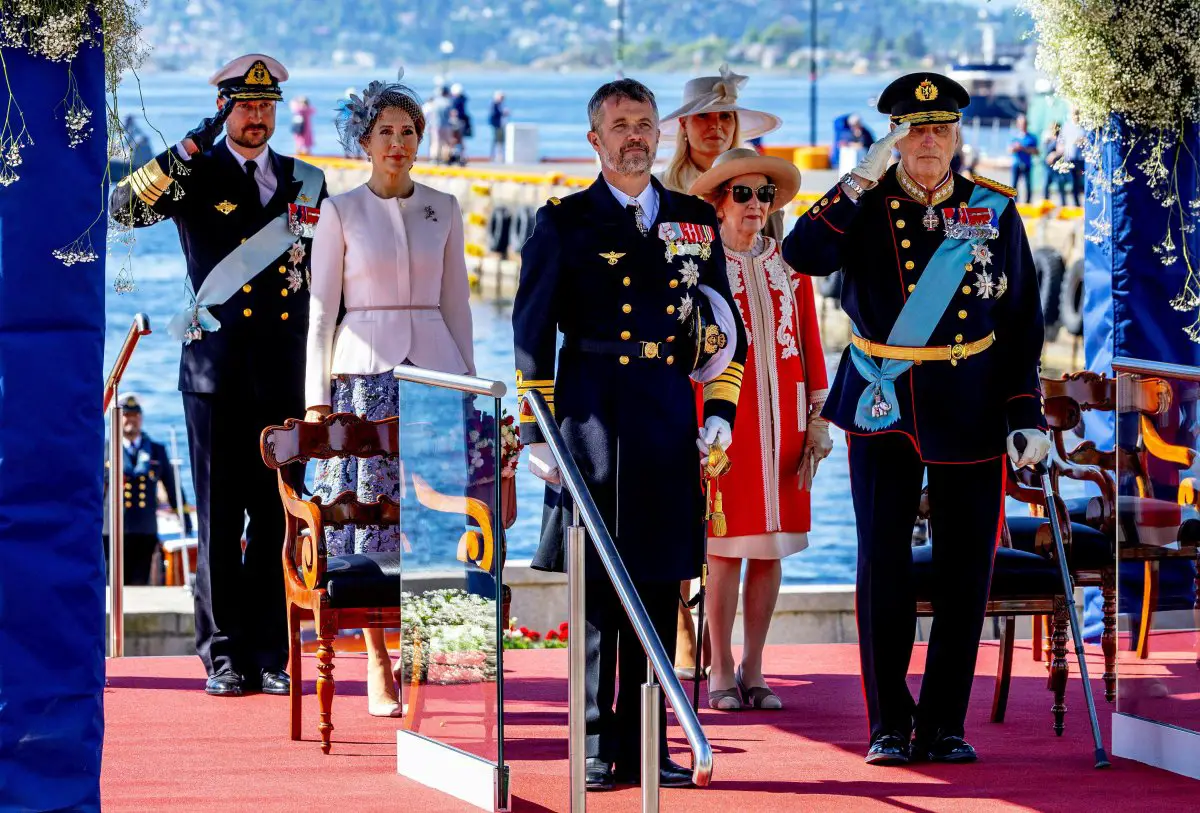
[548,197,561,206]
[118,157,174,206]
[703,362,744,406]
[973,175,1017,199]
[516,369,555,423]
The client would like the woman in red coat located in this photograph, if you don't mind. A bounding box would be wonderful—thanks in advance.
[690,149,832,709]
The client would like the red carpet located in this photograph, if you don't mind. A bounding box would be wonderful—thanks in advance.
[102,642,1198,812]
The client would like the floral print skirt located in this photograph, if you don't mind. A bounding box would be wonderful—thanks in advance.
[313,371,403,556]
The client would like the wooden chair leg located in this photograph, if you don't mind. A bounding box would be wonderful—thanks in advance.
[316,615,337,754]
[1136,561,1159,659]
[1032,614,1043,661]
[991,616,1015,723]
[1102,569,1117,702]
[1049,596,1070,737]
[288,603,303,741]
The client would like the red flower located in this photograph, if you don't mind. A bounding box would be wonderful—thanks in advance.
[558,622,569,634]
[519,627,531,637]
[529,631,541,641]
[546,630,559,641]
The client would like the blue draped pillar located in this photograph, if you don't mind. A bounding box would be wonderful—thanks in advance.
[0,43,107,811]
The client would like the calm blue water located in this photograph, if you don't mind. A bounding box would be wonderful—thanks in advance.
[103,70,1041,585]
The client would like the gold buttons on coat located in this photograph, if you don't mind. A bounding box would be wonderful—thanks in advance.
[623,276,631,286]
[666,305,675,315]
[242,284,252,293]
[278,266,286,274]
[955,334,964,343]
[622,304,632,314]
[125,501,132,508]
[958,310,968,320]
[666,335,676,342]
[965,263,974,272]
[890,200,900,210]
[896,219,906,229]
[241,238,248,244]
[243,308,252,317]
[905,261,915,270]
[281,289,288,297]
[620,330,631,340]
[138,502,146,508]
[901,239,911,248]
[821,197,830,206]
[669,279,679,288]
[907,284,916,293]
[962,286,972,295]
[281,312,289,320]
[666,356,675,365]
[619,355,630,365]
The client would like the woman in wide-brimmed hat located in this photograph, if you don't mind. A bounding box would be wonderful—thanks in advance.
[662,66,786,683]
[687,148,831,710]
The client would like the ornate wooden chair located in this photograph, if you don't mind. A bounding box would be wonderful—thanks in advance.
[259,413,499,754]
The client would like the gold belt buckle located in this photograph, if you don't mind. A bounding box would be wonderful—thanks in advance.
[950,342,967,361]
[641,341,660,360]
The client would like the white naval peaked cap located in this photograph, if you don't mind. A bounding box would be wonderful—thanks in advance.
[208,53,289,101]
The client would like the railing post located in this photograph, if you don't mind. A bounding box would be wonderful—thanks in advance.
[568,502,586,812]
[641,659,660,813]
[108,397,125,658]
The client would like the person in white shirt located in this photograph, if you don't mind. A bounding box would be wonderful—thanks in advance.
[304,79,476,717]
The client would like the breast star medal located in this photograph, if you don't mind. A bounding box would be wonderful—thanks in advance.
[599,251,625,266]
[974,270,996,299]
[970,242,993,267]
[923,206,940,231]
[679,258,700,287]
[288,240,306,266]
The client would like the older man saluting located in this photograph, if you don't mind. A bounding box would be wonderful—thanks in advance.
[782,73,1050,765]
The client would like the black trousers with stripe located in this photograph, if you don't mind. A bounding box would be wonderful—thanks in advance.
[848,432,1005,743]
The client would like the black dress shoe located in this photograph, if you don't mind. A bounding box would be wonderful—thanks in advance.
[258,669,291,696]
[585,758,615,792]
[613,757,695,788]
[204,670,244,697]
[865,734,911,766]
[913,733,977,763]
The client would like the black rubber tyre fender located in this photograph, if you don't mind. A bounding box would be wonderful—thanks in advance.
[1033,247,1066,329]
[1059,258,1084,336]
[486,205,511,254]
[508,205,532,253]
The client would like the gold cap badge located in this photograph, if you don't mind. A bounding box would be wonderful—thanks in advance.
[916,79,939,102]
[246,60,272,86]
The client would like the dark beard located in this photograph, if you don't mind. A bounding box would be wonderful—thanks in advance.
[228,128,270,149]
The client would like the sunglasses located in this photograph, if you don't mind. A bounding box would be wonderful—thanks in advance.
[728,184,776,205]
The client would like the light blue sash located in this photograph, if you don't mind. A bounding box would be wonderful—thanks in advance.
[850,185,1008,431]
[167,159,324,343]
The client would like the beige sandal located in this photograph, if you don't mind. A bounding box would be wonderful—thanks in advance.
[707,686,742,711]
[736,666,782,710]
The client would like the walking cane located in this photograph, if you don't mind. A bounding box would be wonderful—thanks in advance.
[692,445,731,712]
[1013,434,1111,769]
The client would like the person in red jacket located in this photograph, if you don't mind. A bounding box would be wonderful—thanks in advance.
[689,148,831,710]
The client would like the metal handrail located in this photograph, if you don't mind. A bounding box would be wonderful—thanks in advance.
[1112,356,1200,383]
[393,365,508,397]
[524,390,714,803]
[103,313,151,412]
[105,313,152,658]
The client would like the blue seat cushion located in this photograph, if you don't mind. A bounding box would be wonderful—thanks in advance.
[321,551,403,609]
[1007,516,1112,569]
[912,544,1063,601]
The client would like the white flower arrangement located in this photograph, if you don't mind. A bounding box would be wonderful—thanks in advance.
[1024,0,1200,339]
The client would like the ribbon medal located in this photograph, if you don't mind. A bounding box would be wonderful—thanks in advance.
[940,205,999,242]
[658,221,714,262]
[288,203,320,238]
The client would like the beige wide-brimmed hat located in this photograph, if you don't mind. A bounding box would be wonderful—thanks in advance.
[688,147,801,215]
[660,64,782,141]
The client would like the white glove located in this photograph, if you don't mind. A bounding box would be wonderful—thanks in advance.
[852,122,911,188]
[696,416,732,456]
[1007,429,1051,469]
[527,442,561,485]
[797,417,834,491]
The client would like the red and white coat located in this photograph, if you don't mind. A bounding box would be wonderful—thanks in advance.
[709,236,828,559]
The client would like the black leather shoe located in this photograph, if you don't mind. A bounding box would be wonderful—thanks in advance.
[258,669,291,696]
[204,670,244,697]
[913,733,977,763]
[585,758,615,792]
[865,734,911,766]
[613,758,695,788]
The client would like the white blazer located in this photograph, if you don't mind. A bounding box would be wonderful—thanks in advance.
[305,182,476,409]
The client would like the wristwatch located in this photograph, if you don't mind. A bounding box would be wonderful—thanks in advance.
[840,172,866,198]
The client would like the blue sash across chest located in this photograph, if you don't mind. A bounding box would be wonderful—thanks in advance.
[850,184,1008,431]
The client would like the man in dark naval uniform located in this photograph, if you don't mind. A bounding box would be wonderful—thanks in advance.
[104,394,188,585]
[110,54,327,697]
[513,78,746,790]
[782,73,1051,765]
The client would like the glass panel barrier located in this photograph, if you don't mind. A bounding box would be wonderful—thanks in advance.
[1114,364,1200,750]
[395,375,508,809]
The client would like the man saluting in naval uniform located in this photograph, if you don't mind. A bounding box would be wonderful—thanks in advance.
[513,78,746,791]
[110,54,328,697]
[782,73,1050,764]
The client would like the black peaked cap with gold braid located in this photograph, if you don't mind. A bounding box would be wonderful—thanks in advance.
[877,72,970,127]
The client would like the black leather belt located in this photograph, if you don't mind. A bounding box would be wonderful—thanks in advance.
[565,337,678,362]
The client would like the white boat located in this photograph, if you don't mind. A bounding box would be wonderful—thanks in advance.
[947,22,1036,123]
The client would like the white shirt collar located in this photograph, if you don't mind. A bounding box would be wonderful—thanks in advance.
[229,144,272,174]
[123,434,142,451]
[605,178,659,228]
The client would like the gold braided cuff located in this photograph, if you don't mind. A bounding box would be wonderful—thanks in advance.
[703,362,744,405]
[123,158,174,206]
[516,372,555,423]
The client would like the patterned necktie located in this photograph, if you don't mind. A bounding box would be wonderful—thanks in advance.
[244,159,262,209]
[627,201,648,237]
